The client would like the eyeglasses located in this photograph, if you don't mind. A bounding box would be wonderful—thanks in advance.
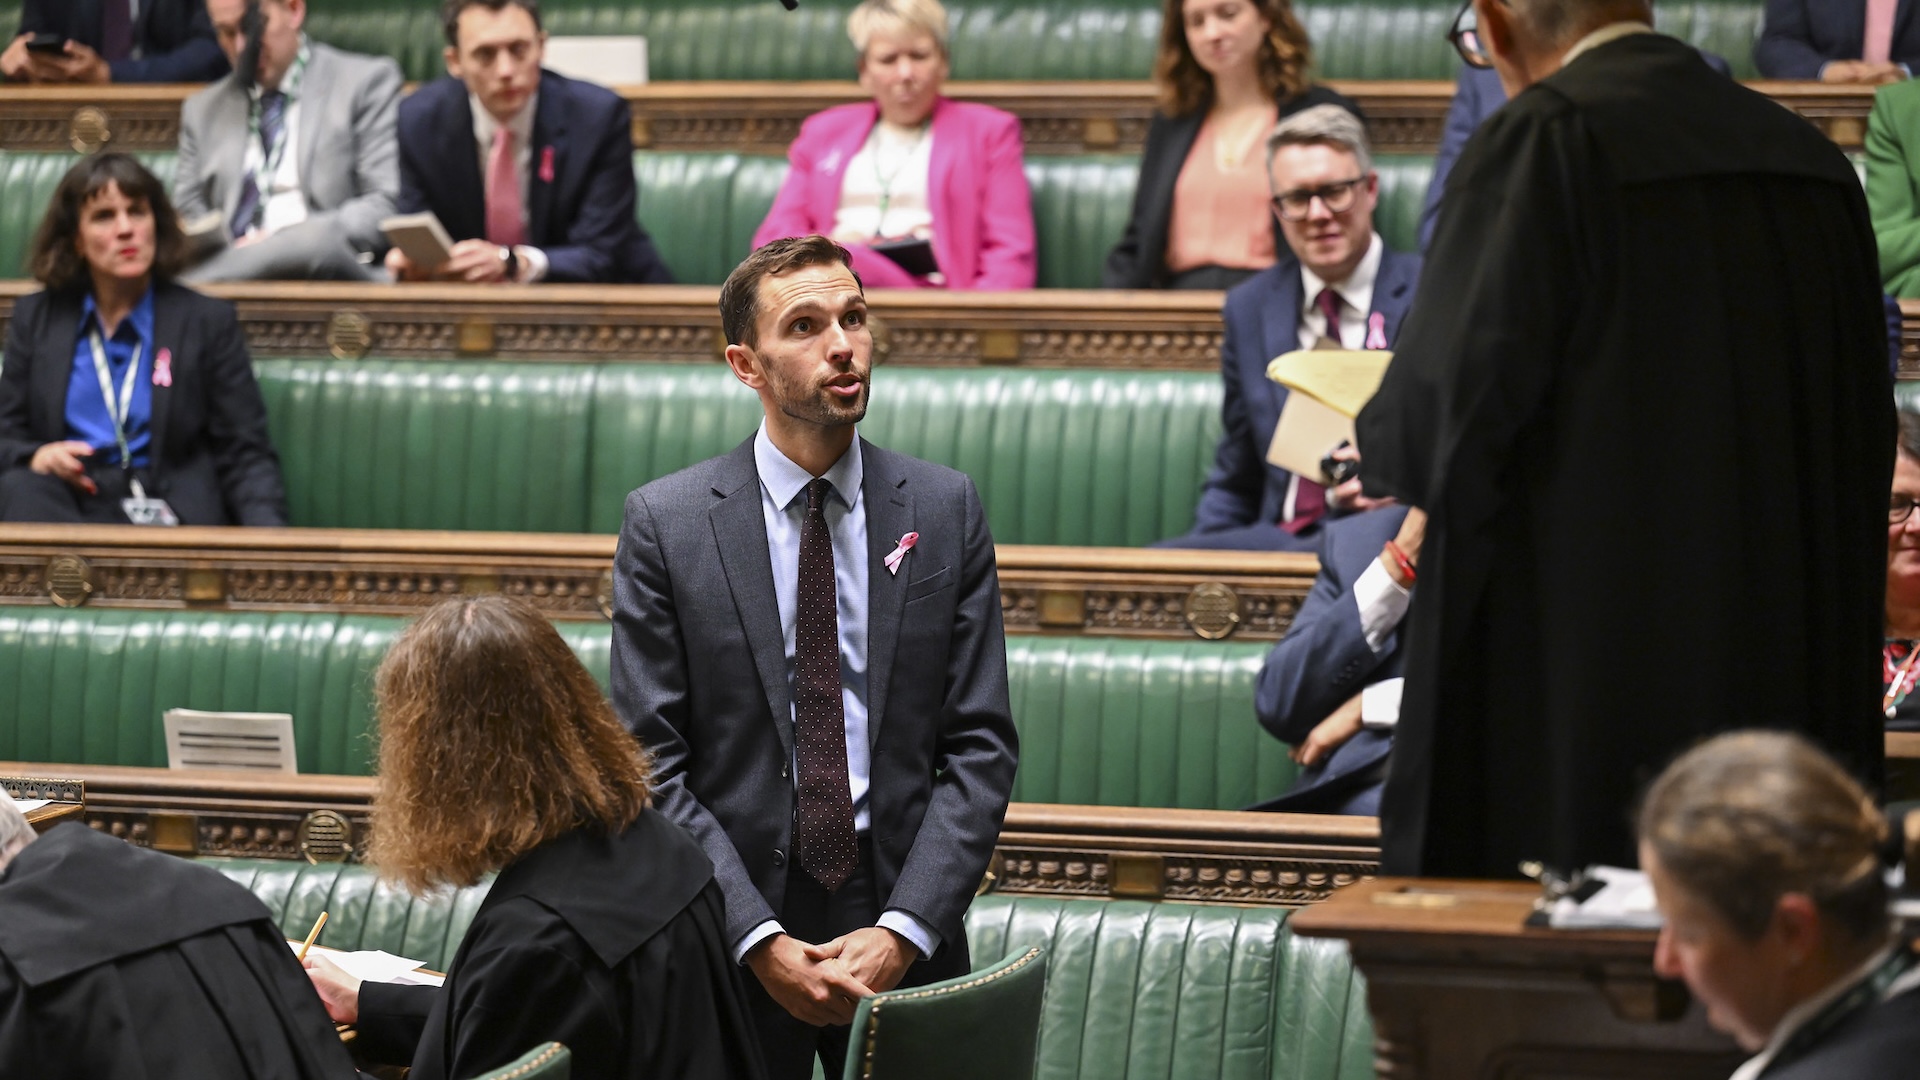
[1270,177,1367,221]
[1448,0,1494,69]
[1893,495,1920,525]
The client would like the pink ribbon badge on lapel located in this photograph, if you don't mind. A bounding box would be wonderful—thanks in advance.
[884,532,919,576]
[1365,312,1388,350]
[152,347,173,388]
[539,146,555,183]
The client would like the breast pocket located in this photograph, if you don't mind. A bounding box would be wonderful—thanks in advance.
[904,566,953,603]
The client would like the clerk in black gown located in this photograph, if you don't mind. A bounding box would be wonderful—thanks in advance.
[303,595,767,1080]
[0,800,355,1079]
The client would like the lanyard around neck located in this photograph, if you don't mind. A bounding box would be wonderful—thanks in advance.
[86,327,148,500]
[867,121,929,239]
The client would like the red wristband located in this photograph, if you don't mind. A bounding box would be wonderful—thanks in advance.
[1383,540,1416,586]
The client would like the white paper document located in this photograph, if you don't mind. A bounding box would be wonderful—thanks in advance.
[164,709,298,773]
[8,798,51,814]
[1547,865,1663,929]
[293,943,446,987]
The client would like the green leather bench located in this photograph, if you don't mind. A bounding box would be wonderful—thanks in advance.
[257,360,1225,545]
[201,859,1371,1080]
[0,0,1760,82]
[0,606,1290,808]
[0,148,1434,286]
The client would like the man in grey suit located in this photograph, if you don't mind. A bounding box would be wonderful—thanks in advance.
[613,236,1019,1080]
[175,0,399,282]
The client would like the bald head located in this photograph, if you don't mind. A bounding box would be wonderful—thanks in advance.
[0,799,34,874]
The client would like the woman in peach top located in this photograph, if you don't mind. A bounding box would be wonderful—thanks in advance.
[1103,0,1358,290]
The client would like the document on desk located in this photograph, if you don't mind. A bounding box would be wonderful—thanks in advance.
[293,943,447,988]
[1544,865,1662,930]
[164,709,298,772]
[8,798,50,815]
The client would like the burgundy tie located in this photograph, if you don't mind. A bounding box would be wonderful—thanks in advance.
[793,478,859,891]
[1282,288,1343,533]
[100,0,132,63]
[485,126,525,249]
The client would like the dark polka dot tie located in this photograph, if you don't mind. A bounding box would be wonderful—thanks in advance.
[794,477,859,891]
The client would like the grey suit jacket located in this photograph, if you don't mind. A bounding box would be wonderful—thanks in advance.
[174,42,401,255]
[612,437,1018,956]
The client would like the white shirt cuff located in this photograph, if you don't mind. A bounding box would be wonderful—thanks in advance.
[733,919,784,965]
[513,244,549,283]
[877,909,941,960]
[1352,558,1412,654]
[1361,677,1404,730]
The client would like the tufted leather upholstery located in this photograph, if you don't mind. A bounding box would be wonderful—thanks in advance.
[0,148,1430,285]
[286,0,1764,82]
[846,945,1050,1080]
[0,606,1296,807]
[196,863,1371,1080]
[250,361,1225,545]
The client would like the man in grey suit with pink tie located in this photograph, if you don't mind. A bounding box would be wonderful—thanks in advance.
[612,235,1018,1080]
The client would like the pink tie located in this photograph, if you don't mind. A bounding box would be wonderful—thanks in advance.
[486,126,525,248]
[1865,0,1897,64]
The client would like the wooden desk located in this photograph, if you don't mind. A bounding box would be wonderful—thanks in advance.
[3,774,86,832]
[0,80,1876,157]
[6,762,1378,905]
[1888,730,1920,802]
[1290,878,1744,1080]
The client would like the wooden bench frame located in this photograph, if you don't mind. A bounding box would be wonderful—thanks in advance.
[0,80,1877,157]
[0,523,1319,641]
[3,762,1383,906]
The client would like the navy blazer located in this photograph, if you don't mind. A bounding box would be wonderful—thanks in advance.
[16,0,227,83]
[395,70,672,284]
[0,284,287,526]
[1190,246,1422,534]
[1249,503,1409,815]
[612,437,1017,963]
[1757,0,1920,76]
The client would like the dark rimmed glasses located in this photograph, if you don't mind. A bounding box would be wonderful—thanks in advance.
[1449,0,1494,69]
[1270,177,1367,221]
[1893,494,1920,525]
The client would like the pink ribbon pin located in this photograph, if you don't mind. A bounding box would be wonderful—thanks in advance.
[152,347,173,388]
[1365,312,1388,350]
[884,532,919,576]
[539,146,555,183]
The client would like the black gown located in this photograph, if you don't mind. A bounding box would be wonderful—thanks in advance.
[355,808,767,1080]
[0,823,356,1079]
[1355,31,1892,878]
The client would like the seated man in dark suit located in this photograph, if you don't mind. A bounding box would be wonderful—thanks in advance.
[1,0,227,83]
[1250,504,1418,815]
[387,0,672,285]
[1757,0,1919,80]
[0,802,357,1077]
[1161,104,1421,552]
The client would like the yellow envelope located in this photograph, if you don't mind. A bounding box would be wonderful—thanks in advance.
[1262,349,1394,479]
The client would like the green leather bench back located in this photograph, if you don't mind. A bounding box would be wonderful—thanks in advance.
[0,606,1297,808]
[253,360,1224,545]
[0,146,1430,286]
[196,863,1372,1080]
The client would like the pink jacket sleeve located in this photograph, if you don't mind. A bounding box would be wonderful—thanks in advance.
[753,114,837,250]
[965,110,1037,290]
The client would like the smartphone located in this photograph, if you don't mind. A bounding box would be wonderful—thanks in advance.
[25,33,69,53]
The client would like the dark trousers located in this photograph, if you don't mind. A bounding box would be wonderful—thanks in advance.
[0,462,147,523]
[745,838,968,1080]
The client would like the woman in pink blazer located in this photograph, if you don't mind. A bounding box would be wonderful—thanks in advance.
[751,0,1036,290]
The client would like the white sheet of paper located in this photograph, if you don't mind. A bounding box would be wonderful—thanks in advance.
[1547,865,1663,929]
[543,35,648,85]
[164,709,298,773]
[9,798,50,814]
[294,943,446,987]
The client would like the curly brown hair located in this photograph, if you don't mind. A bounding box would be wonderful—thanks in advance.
[1153,0,1313,117]
[29,153,186,289]
[367,595,652,892]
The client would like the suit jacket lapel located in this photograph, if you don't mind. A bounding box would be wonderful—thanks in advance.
[1371,251,1418,343]
[527,71,563,246]
[214,81,252,222]
[708,442,795,759]
[861,441,913,746]
[1261,259,1305,418]
[146,287,179,472]
[1892,0,1917,51]
[294,46,329,191]
[445,89,487,240]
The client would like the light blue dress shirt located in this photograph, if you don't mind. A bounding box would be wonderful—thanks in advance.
[734,423,939,965]
[65,287,156,467]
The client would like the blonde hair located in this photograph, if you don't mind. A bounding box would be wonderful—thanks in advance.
[1266,103,1372,180]
[367,596,652,892]
[1638,731,1889,944]
[847,0,950,57]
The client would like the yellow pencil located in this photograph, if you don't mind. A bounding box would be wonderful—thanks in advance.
[296,911,329,962]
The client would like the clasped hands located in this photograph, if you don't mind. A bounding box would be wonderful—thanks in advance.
[747,926,917,1027]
